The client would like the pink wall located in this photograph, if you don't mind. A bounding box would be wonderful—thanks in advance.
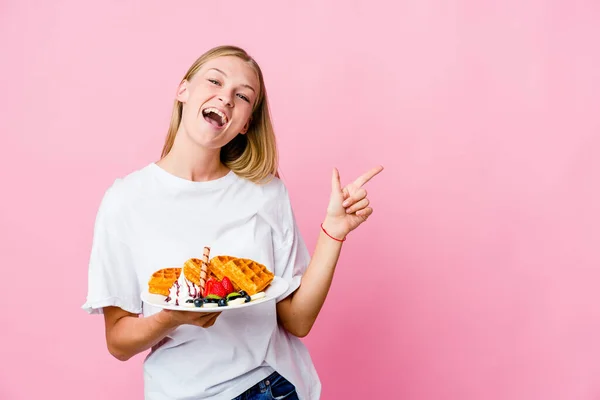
[2,1,600,399]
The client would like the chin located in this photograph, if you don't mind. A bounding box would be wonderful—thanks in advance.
[187,130,229,150]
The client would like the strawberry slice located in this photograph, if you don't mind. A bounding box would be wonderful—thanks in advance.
[203,278,215,298]
[209,281,227,298]
[221,277,234,295]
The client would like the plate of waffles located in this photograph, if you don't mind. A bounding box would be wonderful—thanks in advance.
[141,247,289,312]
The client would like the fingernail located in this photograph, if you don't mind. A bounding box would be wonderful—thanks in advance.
[342,201,349,207]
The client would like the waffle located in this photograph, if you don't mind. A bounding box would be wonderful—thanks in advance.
[148,267,181,296]
[208,255,274,296]
[182,258,203,286]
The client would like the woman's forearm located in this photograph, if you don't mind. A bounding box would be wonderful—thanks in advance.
[105,309,177,361]
[276,217,344,337]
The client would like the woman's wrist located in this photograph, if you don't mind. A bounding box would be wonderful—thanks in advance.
[321,217,348,242]
[154,310,180,330]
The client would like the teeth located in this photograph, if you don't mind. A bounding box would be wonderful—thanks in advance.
[203,107,227,125]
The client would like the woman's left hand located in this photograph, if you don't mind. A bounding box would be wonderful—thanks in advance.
[322,165,384,240]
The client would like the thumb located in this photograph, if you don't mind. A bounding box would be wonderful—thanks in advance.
[331,167,342,193]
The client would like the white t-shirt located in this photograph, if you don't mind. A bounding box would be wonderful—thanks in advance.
[81,162,321,400]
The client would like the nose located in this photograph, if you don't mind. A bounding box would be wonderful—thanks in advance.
[218,90,233,108]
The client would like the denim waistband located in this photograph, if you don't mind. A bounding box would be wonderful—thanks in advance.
[256,371,282,391]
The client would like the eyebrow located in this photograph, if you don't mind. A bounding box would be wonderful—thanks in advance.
[208,68,256,93]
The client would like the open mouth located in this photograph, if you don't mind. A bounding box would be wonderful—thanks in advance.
[202,107,228,129]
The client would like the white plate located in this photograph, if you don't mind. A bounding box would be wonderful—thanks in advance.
[141,277,289,312]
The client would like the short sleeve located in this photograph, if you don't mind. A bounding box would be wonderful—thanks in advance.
[81,182,142,315]
[271,184,311,302]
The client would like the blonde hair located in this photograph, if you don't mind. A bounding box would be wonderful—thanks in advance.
[161,45,279,183]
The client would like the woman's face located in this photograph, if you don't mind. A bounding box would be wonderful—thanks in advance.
[177,55,260,150]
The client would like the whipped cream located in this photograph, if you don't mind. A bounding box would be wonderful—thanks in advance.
[166,269,200,306]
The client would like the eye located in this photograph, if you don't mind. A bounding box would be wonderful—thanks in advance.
[208,79,221,86]
[236,93,250,103]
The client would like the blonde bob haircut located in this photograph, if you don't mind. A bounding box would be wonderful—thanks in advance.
[160,45,279,183]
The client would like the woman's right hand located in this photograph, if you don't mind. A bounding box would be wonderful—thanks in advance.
[157,309,221,329]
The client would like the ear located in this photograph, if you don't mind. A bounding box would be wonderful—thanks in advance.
[240,116,253,135]
[176,80,190,103]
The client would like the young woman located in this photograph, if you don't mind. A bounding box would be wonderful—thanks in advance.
[82,45,383,400]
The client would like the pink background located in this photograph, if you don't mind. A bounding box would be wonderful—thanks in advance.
[2,1,600,399]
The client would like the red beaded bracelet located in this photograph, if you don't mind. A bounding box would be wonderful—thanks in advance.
[321,223,346,242]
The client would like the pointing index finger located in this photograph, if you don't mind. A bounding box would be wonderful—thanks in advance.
[354,165,384,187]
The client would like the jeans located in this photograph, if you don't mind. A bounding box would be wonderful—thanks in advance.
[231,371,299,400]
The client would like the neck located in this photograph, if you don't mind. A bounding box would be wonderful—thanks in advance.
[156,130,230,182]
